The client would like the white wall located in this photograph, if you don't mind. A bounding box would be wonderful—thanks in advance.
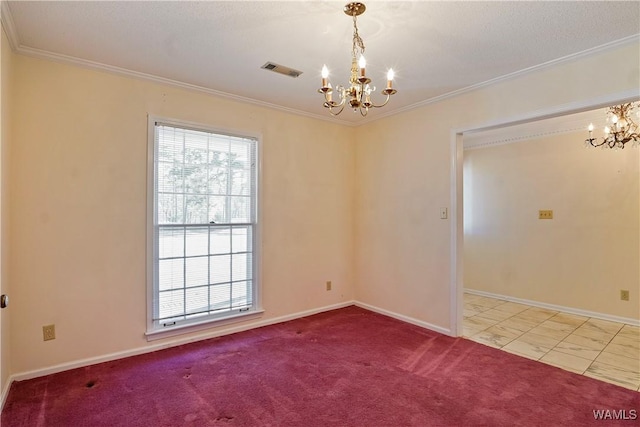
[354,41,640,331]
[9,53,355,374]
[464,130,639,320]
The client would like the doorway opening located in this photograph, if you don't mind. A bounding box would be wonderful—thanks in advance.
[450,90,640,337]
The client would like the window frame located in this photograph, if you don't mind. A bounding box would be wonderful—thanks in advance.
[145,115,262,341]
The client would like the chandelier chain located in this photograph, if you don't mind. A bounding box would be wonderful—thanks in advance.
[352,13,365,59]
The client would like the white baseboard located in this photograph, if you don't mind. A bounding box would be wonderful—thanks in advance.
[465,289,640,326]
[4,291,633,408]
[4,299,453,395]
[0,375,11,412]
[354,301,452,336]
[10,300,355,383]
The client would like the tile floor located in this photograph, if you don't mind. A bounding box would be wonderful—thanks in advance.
[463,292,640,391]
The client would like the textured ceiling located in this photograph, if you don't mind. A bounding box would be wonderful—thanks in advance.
[3,1,640,124]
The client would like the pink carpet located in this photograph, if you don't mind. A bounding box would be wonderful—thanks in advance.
[2,306,638,426]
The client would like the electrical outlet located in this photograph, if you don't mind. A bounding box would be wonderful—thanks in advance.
[620,290,630,301]
[326,281,332,291]
[43,324,56,341]
[538,210,553,219]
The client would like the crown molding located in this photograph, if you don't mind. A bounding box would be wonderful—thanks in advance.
[363,34,640,126]
[15,45,356,127]
[0,1,19,50]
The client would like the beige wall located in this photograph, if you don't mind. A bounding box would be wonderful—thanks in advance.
[464,131,639,319]
[3,33,639,377]
[9,54,355,374]
[354,41,640,329]
[1,26,13,393]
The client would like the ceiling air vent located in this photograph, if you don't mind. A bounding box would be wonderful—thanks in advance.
[261,62,303,78]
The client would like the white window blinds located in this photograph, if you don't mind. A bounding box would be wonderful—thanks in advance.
[152,122,257,328]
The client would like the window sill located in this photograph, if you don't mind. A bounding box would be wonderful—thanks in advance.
[145,309,265,342]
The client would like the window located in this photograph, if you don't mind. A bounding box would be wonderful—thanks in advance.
[147,118,260,336]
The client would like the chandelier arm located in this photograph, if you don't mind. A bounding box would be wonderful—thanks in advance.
[622,133,640,143]
[324,94,346,109]
[590,139,602,148]
[369,94,392,109]
[325,101,345,109]
[328,103,346,116]
[586,137,608,148]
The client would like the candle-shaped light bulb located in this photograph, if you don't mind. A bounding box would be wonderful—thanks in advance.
[386,69,395,89]
[611,114,618,124]
[604,126,610,134]
[321,65,329,88]
[358,55,366,77]
[588,123,594,132]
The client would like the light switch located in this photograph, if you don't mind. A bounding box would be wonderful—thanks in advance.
[440,207,448,219]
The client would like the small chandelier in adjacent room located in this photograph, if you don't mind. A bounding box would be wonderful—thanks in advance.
[318,2,397,117]
[586,103,640,149]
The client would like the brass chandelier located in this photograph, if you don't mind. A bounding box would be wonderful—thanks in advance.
[318,2,396,117]
[586,103,639,149]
